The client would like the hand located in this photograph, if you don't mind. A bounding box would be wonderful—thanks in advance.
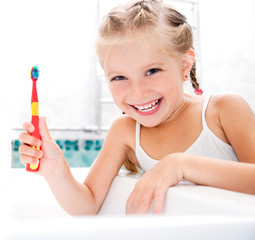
[19,117,68,177]
[125,153,184,214]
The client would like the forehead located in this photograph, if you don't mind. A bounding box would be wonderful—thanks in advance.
[103,39,175,72]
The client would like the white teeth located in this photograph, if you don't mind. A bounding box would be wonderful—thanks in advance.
[134,99,160,112]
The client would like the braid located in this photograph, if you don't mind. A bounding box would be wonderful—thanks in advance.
[190,60,199,90]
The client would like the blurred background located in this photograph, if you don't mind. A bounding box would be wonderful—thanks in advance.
[0,0,254,170]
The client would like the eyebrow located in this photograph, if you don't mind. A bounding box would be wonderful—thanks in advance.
[143,62,166,69]
[106,62,166,77]
[106,71,123,78]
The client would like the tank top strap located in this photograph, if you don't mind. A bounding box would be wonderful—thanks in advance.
[201,94,213,129]
[136,121,141,146]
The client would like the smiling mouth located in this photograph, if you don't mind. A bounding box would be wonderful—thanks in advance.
[132,98,162,112]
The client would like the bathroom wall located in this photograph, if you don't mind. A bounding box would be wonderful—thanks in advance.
[2,0,254,131]
[0,0,100,130]
[0,0,254,171]
[199,0,255,110]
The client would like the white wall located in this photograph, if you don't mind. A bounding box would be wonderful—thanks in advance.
[199,0,255,110]
[0,0,254,171]
[0,0,99,129]
[2,0,254,130]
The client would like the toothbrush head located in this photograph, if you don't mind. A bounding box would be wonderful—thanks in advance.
[31,65,40,81]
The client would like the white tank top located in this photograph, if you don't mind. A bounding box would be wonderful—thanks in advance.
[135,95,239,172]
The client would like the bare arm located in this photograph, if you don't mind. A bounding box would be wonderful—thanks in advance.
[182,93,255,193]
[83,116,134,210]
[45,167,98,215]
[181,154,255,194]
[19,117,130,215]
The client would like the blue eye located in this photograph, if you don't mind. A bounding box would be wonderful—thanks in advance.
[111,75,127,81]
[146,68,161,76]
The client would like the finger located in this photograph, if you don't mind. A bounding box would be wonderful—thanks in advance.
[23,122,35,134]
[19,132,41,147]
[136,193,153,214]
[153,188,167,214]
[125,195,134,214]
[39,117,54,143]
[19,144,43,159]
[126,191,141,214]
[126,191,152,214]
[20,154,40,166]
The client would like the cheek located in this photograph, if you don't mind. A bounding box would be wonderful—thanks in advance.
[109,85,124,104]
[156,77,183,99]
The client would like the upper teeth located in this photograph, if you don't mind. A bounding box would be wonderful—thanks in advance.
[134,99,160,112]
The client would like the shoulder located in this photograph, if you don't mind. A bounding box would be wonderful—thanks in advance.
[211,92,250,108]
[107,115,137,149]
[209,92,255,162]
[110,114,136,132]
[209,92,254,119]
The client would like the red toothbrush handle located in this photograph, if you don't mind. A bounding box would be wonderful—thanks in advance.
[26,115,41,172]
[31,115,41,139]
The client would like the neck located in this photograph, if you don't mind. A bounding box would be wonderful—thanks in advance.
[158,95,188,127]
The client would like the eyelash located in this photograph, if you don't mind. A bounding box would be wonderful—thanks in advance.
[110,68,162,81]
[146,68,162,76]
[111,75,127,81]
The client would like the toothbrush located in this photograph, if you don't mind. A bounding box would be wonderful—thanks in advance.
[26,65,41,172]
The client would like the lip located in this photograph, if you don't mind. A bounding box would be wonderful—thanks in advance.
[130,98,162,116]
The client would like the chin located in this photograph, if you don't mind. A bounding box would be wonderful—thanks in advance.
[137,119,162,128]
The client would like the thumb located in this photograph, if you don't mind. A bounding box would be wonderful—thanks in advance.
[39,117,54,143]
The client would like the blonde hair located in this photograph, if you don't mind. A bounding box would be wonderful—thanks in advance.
[96,0,200,172]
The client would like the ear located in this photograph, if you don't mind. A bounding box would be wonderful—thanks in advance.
[182,48,195,81]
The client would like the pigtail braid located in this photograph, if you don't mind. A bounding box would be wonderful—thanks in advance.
[190,60,200,90]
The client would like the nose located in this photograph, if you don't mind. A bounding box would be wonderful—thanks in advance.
[128,79,149,100]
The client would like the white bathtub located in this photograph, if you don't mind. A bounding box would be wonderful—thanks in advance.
[2,168,255,239]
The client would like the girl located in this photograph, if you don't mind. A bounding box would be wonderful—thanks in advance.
[19,0,255,214]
